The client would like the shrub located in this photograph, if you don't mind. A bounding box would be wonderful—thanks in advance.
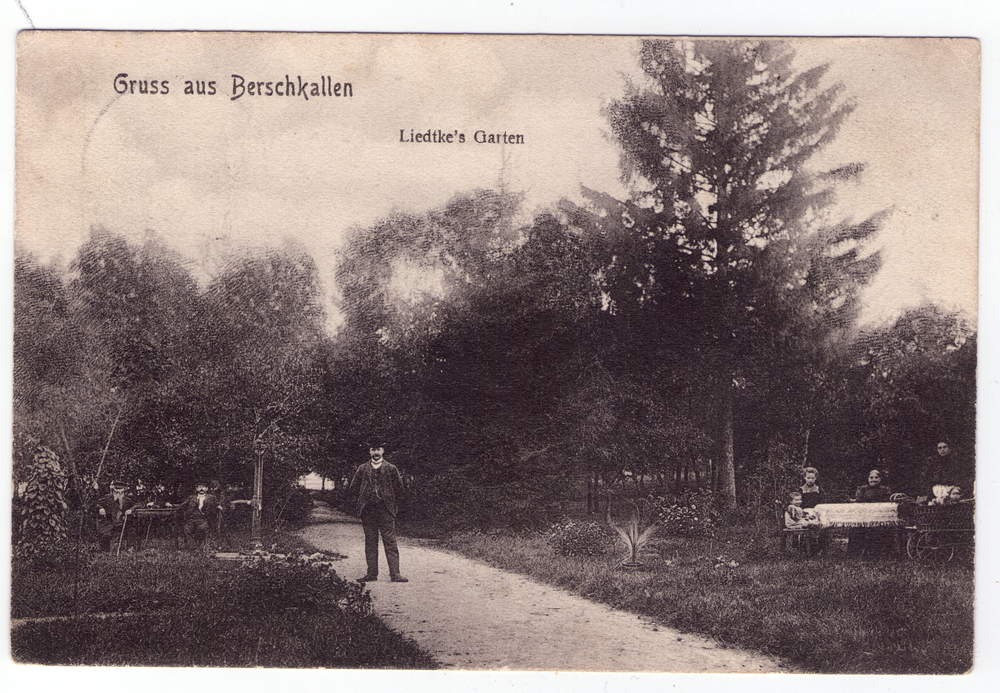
[272,487,315,529]
[15,444,70,559]
[648,489,722,537]
[547,519,615,557]
[407,474,566,532]
[404,474,478,530]
[218,550,372,618]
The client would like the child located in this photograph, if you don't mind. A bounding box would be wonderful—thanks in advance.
[929,484,957,506]
[800,467,823,508]
[785,491,819,529]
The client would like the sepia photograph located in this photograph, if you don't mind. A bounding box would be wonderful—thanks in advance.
[9,25,982,682]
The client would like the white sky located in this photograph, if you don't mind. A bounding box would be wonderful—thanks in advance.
[14,34,978,330]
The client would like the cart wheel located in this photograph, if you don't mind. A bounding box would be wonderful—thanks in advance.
[906,532,919,560]
[915,532,955,565]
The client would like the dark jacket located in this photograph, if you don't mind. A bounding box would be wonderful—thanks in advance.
[350,461,404,517]
[94,492,136,527]
[920,454,973,498]
[178,493,220,522]
[800,485,823,509]
[855,484,893,503]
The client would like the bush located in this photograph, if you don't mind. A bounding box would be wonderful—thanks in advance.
[406,474,566,532]
[547,519,615,557]
[404,474,478,530]
[648,489,722,537]
[272,487,315,529]
[218,551,372,618]
[14,444,70,559]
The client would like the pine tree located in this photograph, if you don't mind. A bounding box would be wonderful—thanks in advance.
[605,39,884,507]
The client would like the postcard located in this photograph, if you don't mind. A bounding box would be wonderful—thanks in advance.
[12,31,978,677]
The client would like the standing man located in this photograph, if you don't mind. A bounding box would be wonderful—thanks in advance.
[350,437,408,583]
[94,480,136,551]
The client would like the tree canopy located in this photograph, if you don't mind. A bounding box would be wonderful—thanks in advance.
[13,39,975,530]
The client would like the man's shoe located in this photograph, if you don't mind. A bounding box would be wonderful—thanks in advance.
[390,575,409,583]
[357,574,378,582]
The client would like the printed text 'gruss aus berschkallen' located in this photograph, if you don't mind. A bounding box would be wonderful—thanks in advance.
[111,73,354,101]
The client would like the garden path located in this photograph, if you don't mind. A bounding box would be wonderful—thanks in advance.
[302,501,796,673]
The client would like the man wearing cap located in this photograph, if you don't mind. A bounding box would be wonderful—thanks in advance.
[349,437,408,583]
[179,481,222,551]
[93,480,137,551]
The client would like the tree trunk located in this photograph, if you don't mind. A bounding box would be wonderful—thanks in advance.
[716,385,737,509]
[801,426,812,469]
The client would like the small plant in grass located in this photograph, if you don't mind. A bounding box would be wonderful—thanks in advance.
[608,499,658,569]
[547,520,615,557]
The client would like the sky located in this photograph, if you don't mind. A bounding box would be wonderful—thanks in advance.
[15,34,978,332]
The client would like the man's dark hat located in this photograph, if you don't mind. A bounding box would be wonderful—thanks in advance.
[367,435,385,448]
[110,480,127,489]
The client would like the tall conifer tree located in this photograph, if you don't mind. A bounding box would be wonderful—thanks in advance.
[606,39,884,506]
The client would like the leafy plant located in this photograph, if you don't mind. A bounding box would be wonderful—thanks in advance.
[15,443,70,559]
[548,520,615,557]
[649,489,722,538]
[608,499,658,568]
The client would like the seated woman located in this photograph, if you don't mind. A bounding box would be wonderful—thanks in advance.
[855,469,892,503]
[849,469,895,556]
[800,467,823,508]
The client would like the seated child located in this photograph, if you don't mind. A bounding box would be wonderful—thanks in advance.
[785,492,820,529]
[929,484,960,506]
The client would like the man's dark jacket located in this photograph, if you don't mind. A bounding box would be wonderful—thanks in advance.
[349,461,404,517]
[93,492,136,527]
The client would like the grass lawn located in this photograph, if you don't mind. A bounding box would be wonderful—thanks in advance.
[10,531,437,669]
[439,521,974,675]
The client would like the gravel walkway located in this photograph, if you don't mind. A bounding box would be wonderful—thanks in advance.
[302,503,795,673]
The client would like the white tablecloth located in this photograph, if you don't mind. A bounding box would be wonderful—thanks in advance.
[813,502,904,528]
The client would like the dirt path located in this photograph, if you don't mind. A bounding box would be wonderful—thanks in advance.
[302,502,795,673]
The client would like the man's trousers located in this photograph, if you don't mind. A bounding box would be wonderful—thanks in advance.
[360,501,400,578]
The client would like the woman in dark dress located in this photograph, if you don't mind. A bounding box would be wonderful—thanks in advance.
[855,469,893,503]
[849,469,894,556]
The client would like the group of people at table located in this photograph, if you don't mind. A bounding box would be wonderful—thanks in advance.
[93,479,244,552]
[783,441,974,556]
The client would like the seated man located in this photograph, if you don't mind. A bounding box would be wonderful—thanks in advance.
[93,480,137,551]
[179,482,221,551]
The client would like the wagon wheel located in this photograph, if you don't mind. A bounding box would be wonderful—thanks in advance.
[906,531,919,560]
[914,532,955,565]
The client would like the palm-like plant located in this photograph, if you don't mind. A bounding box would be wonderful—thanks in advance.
[608,499,657,569]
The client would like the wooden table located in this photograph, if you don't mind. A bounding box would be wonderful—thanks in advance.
[130,507,182,550]
[812,502,905,554]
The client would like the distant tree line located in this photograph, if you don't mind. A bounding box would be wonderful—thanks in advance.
[13,39,975,526]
